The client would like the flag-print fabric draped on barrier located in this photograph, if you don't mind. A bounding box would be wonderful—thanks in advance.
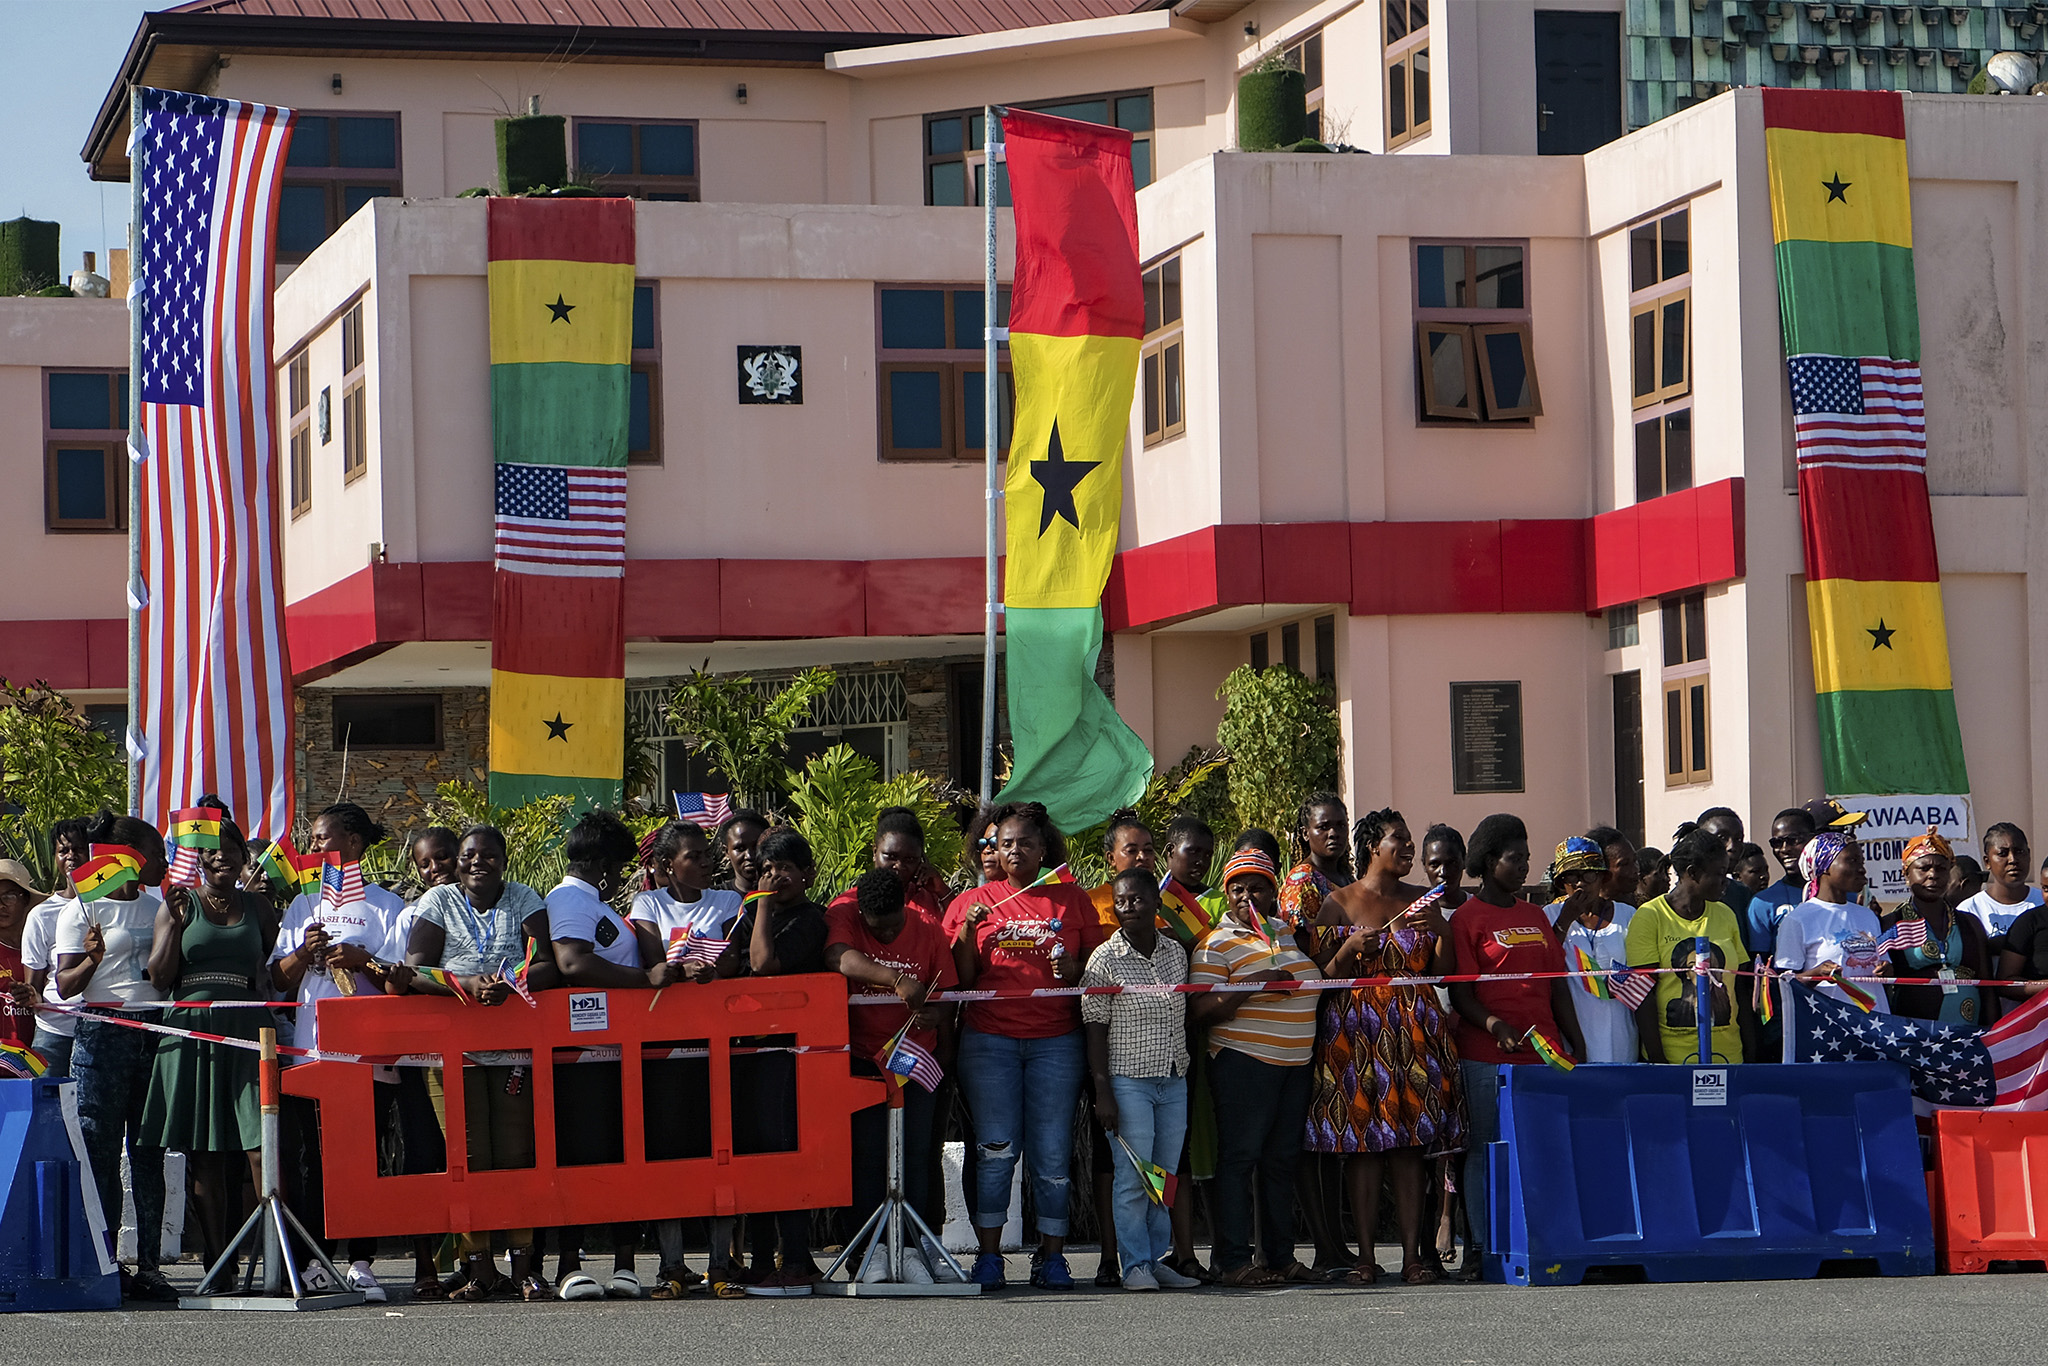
[1762,89,1969,800]
[133,87,298,838]
[486,198,634,810]
[996,109,1154,832]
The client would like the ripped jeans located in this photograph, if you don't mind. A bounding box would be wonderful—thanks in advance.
[957,1028,1085,1238]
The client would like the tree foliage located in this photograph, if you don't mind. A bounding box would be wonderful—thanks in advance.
[1063,746,1231,888]
[784,743,965,901]
[0,681,126,891]
[418,779,576,896]
[1214,665,1342,846]
[665,667,836,813]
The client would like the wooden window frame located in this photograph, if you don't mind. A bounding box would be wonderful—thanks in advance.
[42,368,127,533]
[287,351,312,518]
[1632,399,1693,502]
[1413,239,1538,424]
[875,284,1013,463]
[571,118,701,201]
[340,303,367,485]
[279,111,402,264]
[1628,206,1692,412]
[924,91,1155,207]
[630,280,661,466]
[1141,252,1185,447]
[1662,674,1711,786]
[1416,322,1479,421]
[1473,322,1542,419]
[1385,0,1431,150]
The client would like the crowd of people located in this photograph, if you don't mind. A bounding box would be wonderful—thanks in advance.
[0,789,2032,1302]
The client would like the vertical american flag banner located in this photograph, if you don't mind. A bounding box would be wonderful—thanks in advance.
[133,87,297,838]
[486,198,632,809]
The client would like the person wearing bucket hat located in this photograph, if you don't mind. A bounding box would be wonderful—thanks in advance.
[1545,835,1639,1065]
[0,856,46,1049]
[1189,847,1324,1287]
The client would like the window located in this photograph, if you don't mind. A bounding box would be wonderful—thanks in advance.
[1605,603,1639,650]
[1286,33,1327,142]
[925,92,1154,207]
[277,114,400,262]
[1413,241,1541,423]
[1386,0,1431,149]
[1250,631,1270,671]
[44,369,127,532]
[877,285,1012,461]
[574,120,699,201]
[1630,206,1692,501]
[1660,591,1708,785]
[287,352,312,518]
[629,282,661,465]
[1281,622,1302,673]
[1141,254,1184,446]
[1612,671,1644,850]
[331,693,442,750]
[340,304,367,484]
[1313,614,1336,688]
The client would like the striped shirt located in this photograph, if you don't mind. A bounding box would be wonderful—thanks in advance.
[1190,920,1323,1066]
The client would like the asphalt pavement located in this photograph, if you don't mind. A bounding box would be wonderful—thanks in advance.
[12,1247,2048,1364]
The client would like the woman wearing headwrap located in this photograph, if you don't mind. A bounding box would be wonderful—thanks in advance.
[1546,835,1639,1063]
[1773,832,1892,1013]
[1888,829,1990,1027]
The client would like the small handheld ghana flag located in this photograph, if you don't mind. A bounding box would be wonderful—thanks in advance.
[1525,1028,1577,1073]
[1830,967,1878,1012]
[413,966,475,1004]
[1113,1133,1178,1209]
[1753,957,1777,1025]
[75,845,143,902]
[1156,875,1211,944]
[168,806,224,849]
[0,1041,48,1079]
[1569,942,1612,1000]
[502,939,538,1007]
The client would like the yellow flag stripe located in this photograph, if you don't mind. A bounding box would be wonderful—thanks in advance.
[1806,577,1952,693]
[489,668,625,780]
[487,260,634,366]
[1003,332,1140,612]
[1764,128,1911,249]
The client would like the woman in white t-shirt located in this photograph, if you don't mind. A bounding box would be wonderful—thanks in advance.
[22,817,90,1075]
[55,814,175,1300]
[1545,835,1639,1063]
[1775,833,1891,1014]
[628,820,742,983]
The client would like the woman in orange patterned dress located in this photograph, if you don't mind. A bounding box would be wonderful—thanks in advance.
[1304,809,1466,1285]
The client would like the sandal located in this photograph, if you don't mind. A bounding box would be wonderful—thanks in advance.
[650,1277,689,1300]
[411,1274,447,1301]
[710,1279,749,1299]
[519,1275,553,1302]
[1164,1254,1214,1285]
[1217,1264,1284,1288]
[1278,1261,1322,1284]
[1402,1261,1440,1286]
[1345,1261,1380,1286]
[448,1275,497,1302]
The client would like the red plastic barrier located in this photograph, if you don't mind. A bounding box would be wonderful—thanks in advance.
[1930,1109,2048,1273]
[281,975,883,1240]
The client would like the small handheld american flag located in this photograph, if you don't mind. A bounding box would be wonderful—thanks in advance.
[1609,962,1655,1010]
[1871,917,1930,954]
[320,853,364,911]
[880,1032,944,1093]
[673,792,734,831]
[668,927,729,967]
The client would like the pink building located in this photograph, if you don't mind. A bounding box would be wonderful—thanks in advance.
[3,0,2040,860]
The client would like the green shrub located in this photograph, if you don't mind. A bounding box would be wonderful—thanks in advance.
[1214,665,1341,844]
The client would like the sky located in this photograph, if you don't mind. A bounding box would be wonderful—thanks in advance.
[2,1,159,276]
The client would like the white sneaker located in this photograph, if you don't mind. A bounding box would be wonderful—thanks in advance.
[1152,1262,1200,1290]
[901,1249,936,1284]
[345,1263,387,1303]
[857,1241,888,1283]
[922,1235,964,1282]
[1122,1262,1161,1291]
[300,1259,334,1292]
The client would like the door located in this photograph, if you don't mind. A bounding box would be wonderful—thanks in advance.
[1612,670,1645,850]
[1535,10,1622,155]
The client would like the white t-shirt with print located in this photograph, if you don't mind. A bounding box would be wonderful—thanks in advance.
[271,883,406,1060]
[549,876,641,969]
[1546,901,1640,1064]
[1959,887,2042,939]
[54,891,166,1006]
[22,894,79,1036]
[1775,897,1892,1014]
[627,886,741,946]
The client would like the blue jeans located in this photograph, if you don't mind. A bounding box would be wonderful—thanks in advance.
[1458,1061,1503,1257]
[73,1013,165,1269]
[31,1026,74,1077]
[957,1028,1084,1238]
[1107,1075,1186,1273]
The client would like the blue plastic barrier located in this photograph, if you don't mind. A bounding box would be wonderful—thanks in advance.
[0,1077,121,1311]
[1486,1061,1935,1285]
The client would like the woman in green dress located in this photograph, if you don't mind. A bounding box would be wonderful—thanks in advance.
[142,818,280,1270]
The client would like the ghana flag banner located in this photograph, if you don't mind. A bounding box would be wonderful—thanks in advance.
[1762,89,1969,810]
[997,109,1153,832]
[486,198,632,810]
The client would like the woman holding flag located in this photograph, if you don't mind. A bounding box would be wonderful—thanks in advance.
[1304,810,1464,1285]
[944,801,1099,1291]
[1545,835,1640,1064]
[1189,847,1323,1287]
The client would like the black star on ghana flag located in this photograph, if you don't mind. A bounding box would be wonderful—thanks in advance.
[544,712,574,740]
[1822,173,1851,204]
[1030,419,1100,536]
[546,294,575,323]
[1868,619,1896,650]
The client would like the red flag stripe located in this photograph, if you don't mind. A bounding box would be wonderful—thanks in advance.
[1001,108,1143,340]
[1759,87,1905,138]
[1795,466,1941,583]
[485,197,636,263]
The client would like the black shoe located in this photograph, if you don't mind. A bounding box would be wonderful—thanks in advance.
[129,1267,182,1302]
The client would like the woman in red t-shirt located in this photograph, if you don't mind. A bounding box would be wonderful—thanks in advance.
[1444,813,1585,1264]
[944,801,1099,1291]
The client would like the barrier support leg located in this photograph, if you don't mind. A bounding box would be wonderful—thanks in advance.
[178,1029,365,1312]
[816,1081,979,1297]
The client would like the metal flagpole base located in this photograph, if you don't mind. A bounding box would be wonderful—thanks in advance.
[178,1194,365,1311]
[816,1096,979,1298]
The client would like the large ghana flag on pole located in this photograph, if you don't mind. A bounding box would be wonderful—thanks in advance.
[1762,89,1969,801]
[996,109,1153,831]
[486,198,632,809]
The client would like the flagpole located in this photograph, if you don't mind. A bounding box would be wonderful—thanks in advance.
[979,105,1001,807]
[126,86,143,816]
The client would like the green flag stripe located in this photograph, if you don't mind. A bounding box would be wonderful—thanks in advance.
[1814,688,1969,795]
[997,606,1151,833]
[492,362,630,468]
[487,770,624,812]
[1773,239,1919,361]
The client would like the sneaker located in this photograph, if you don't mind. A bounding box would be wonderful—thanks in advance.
[128,1267,181,1302]
[1152,1261,1201,1290]
[744,1267,815,1297]
[901,1250,936,1285]
[1122,1263,1160,1292]
[300,1259,335,1293]
[1030,1251,1075,1290]
[923,1237,964,1283]
[347,1263,388,1304]
[969,1252,1006,1289]
[857,1241,888,1284]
